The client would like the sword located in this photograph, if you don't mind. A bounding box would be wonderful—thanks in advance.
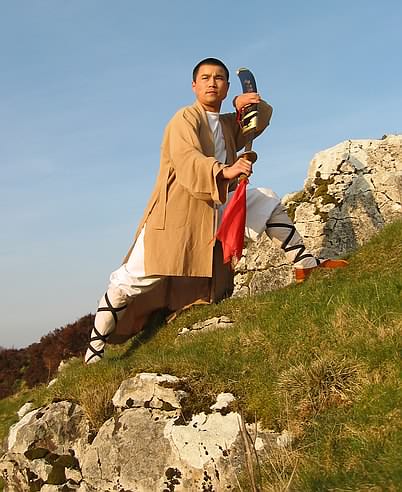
[236,67,258,175]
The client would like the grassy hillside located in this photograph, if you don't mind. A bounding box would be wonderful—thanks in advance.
[1,221,401,491]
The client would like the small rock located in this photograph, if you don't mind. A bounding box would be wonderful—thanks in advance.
[180,316,234,335]
[210,393,235,411]
[17,402,34,419]
[112,373,185,411]
[276,429,294,449]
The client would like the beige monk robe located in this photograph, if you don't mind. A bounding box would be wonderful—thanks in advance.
[109,99,273,343]
[126,99,273,276]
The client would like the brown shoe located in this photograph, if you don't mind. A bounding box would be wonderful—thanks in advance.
[295,259,348,283]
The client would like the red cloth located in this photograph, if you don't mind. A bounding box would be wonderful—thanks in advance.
[216,178,248,265]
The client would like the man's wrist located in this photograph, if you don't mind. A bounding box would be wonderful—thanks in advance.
[218,164,230,181]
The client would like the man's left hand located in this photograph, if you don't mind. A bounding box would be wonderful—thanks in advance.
[233,92,261,111]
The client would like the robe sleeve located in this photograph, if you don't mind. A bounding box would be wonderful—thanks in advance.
[168,110,229,205]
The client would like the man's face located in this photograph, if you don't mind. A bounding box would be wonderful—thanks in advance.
[192,64,229,112]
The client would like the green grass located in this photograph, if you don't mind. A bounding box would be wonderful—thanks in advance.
[0,390,34,449]
[1,220,401,491]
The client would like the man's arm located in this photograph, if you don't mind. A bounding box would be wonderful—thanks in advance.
[168,109,229,204]
[230,94,273,152]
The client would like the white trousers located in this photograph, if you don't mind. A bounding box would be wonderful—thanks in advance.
[85,187,318,361]
[108,187,314,298]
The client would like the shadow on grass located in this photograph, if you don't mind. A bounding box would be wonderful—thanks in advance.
[121,308,172,360]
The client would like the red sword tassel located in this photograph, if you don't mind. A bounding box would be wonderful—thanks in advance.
[216,176,248,267]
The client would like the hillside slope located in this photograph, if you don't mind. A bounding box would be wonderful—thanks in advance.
[1,220,401,491]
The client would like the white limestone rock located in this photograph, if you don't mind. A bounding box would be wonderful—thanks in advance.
[7,402,90,458]
[210,392,236,411]
[178,316,234,336]
[112,372,185,411]
[0,373,282,491]
[234,135,402,293]
[1,402,90,491]
[16,401,34,420]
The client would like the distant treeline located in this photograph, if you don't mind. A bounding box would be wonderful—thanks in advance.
[0,314,93,400]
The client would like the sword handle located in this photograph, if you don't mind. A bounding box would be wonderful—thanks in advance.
[238,151,258,181]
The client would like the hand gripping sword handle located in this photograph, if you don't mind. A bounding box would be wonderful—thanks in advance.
[237,150,257,181]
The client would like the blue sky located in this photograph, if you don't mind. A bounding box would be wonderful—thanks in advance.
[1,1,401,348]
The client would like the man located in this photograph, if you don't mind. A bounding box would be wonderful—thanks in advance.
[85,58,346,364]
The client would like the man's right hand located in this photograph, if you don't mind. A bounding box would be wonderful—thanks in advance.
[221,157,253,180]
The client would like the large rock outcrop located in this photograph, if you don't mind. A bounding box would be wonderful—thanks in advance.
[0,373,278,491]
[234,135,402,296]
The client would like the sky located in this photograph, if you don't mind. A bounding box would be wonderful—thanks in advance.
[1,0,401,349]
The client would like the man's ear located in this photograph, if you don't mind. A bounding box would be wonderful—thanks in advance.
[224,81,230,98]
[191,81,196,93]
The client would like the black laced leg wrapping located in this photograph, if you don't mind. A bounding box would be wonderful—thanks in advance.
[265,222,320,266]
[85,327,109,363]
[85,291,128,364]
[96,291,127,325]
